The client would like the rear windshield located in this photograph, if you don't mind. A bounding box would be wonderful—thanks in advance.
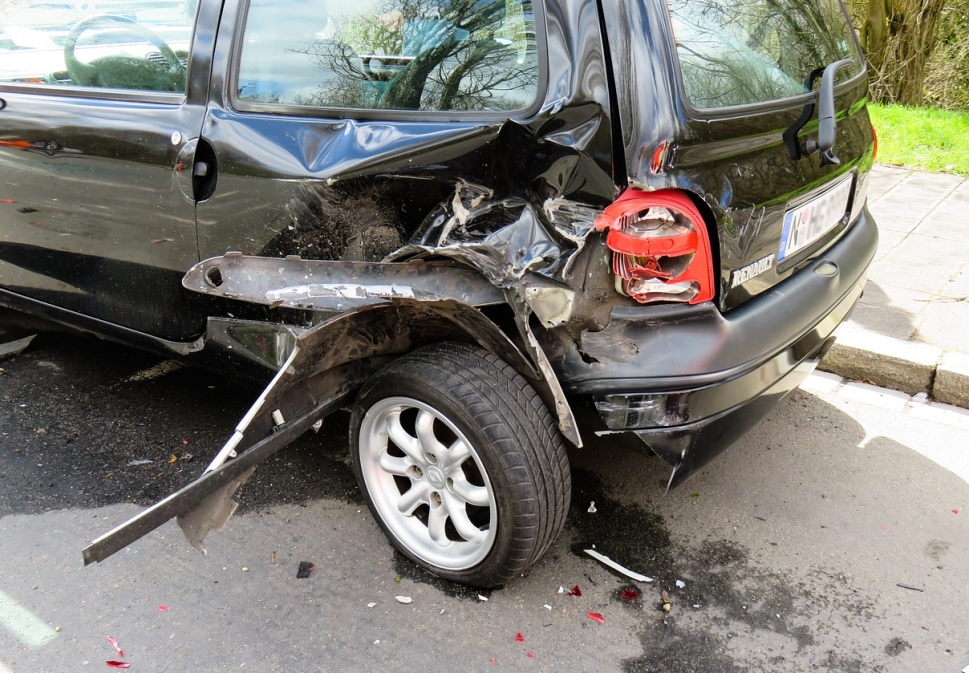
[665,0,864,110]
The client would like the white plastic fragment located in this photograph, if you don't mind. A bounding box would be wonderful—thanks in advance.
[373,640,380,645]
[962,664,969,673]
[583,549,653,582]
[366,602,377,609]
[0,334,35,360]
[675,580,686,589]
[440,609,445,615]
[272,409,285,425]
[587,501,597,513]
[395,596,413,604]
[127,459,152,466]
[477,594,489,602]
[558,586,564,594]
[311,420,323,433]
[543,604,552,610]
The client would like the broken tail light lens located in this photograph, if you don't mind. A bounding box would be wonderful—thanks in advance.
[594,189,714,305]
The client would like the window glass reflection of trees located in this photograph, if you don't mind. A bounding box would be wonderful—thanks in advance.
[238,0,539,112]
[667,0,862,109]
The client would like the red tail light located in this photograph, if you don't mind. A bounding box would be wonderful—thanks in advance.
[871,124,878,162]
[594,189,714,305]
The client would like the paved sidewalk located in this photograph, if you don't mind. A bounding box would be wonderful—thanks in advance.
[819,165,969,407]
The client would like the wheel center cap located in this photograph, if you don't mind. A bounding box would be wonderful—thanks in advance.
[425,465,446,489]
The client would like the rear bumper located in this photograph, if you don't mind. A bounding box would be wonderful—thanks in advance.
[543,206,878,488]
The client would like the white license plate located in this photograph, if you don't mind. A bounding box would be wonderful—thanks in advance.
[778,175,854,262]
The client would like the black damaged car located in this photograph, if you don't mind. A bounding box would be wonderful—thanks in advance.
[0,0,877,586]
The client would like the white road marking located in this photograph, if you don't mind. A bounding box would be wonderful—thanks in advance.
[0,589,57,648]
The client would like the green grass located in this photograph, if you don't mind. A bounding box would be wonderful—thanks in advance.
[868,103,969,176]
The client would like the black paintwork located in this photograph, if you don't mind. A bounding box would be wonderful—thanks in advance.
[0,0,876,489]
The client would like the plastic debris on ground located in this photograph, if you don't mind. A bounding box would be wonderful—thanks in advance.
[543,604,552,610]
[621,590,639,600]
[395,596,413,604]
[106,662,130,669]
[296,561,314,579]
[477,594,488,601]
[106,636,123,657]
[514,632,525,642]
[127,459,152,466]
[675,580,686,589]
[0,334,35,360]
[587,501,597,513]
[583,549,652,582]
[367,602,377,608]
[566,584,582,597]
[557,586,564,594]
[527,653,534,659]
[586,612,605,624]
[158,605,169,612]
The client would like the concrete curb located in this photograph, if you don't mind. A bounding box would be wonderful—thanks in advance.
[819,324,969,408]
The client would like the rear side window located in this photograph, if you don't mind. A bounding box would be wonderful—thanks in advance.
[235,0,540,113]
[665,0,864,110]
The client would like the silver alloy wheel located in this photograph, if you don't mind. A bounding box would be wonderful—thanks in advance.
[358,396,498,570]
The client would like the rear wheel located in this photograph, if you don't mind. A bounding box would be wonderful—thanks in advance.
[350,341,570,587]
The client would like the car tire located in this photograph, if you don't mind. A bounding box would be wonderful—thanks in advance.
[350,341,571,588]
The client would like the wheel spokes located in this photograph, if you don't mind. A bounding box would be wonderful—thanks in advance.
[414,409,447,462]
[441,438,471,471]
[449,472,490,507]
[378,453,412,477]
[427,502,449,545]
[397,481,430,516]
[386,410,425,465]
[443,491,486,543]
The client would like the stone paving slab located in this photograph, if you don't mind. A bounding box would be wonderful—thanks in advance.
[819,165,969,408]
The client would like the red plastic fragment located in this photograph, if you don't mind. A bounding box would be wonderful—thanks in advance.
[514,632,525,642]
[621,590,639,600]
[0,199,14,203]
[107,636,123,657]
[586,611,605,624]
[566,585,582,597]
[158,605,169,612]
[106,662,130,669]
[527,653,534,659]
[490,658,497,664]
[953,509,959,514]
[182,439,189,445]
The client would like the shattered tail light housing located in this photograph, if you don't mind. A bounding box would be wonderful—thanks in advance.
[594,189,714,305]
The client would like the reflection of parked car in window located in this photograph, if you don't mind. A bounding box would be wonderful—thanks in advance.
[0,0,877,588]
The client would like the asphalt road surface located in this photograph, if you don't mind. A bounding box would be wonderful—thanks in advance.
[0,325,967,672]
